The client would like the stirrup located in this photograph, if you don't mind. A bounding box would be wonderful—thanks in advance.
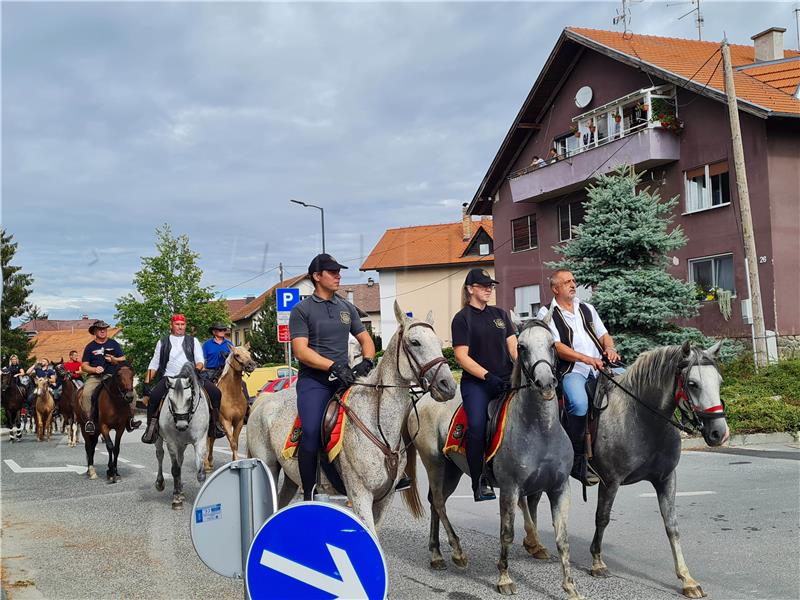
[395,475,412,492]
[473,478,496,502]
[84,421,96,435]
[126,417,142,432]
[571,458,599,487]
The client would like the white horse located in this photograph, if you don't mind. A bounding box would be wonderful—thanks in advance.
[154,363,210,509]
[247,301,457,533]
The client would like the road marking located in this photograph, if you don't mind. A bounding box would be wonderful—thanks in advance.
[4,459,87,475]
[639,491,716,498]
[100,452,145,468]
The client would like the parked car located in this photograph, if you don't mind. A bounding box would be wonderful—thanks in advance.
[259,375,298,394]
[245,366,298,396]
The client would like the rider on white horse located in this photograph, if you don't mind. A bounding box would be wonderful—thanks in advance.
[536,269,622,486]
[289,253,409,501]
[451,268,518,502]
[140,314,225,443]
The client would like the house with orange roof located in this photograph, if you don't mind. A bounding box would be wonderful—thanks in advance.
[361,209,495,344]
[31,328,122,364]
[467,26,799,345]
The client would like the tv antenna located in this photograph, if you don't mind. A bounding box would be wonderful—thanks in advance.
[668,0,704,40]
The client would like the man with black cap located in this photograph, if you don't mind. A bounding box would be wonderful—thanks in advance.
[140,314,225,443]
[451,267,517,501]
[80,320,140,434]
[202,322,234,381]
[289,253,382,501]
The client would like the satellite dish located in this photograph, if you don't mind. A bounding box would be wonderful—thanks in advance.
[575,86,593,108]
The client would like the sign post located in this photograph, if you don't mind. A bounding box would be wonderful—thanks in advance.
[245,502,387,600]
[276,288,301,388]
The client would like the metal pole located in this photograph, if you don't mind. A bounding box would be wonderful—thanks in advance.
[287,341,293,389]
[237,459,257,596]
[721,39,769,369]
[320,206,326,254]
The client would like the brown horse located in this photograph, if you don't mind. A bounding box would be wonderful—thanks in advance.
[34,377,56,441]
[53,360,82,448]
[205,345,257,471]
[76,364,135,483]
[1,371,28,442]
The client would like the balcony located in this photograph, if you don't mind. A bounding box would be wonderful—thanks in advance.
[509,85,681,203]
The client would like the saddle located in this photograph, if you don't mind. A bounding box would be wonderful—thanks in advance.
[281,388,352,462]
[442,391,515,469]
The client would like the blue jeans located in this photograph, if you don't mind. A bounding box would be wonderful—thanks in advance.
[296,376,339,454]
[562,368,626,416]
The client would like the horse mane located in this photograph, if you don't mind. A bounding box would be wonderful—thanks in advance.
[511,319,552,388]
[619,344,716,394]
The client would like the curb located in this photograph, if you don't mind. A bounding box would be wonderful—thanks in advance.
[1,427,9,442]
[681,430,800,450]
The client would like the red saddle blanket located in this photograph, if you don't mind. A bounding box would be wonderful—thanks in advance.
[281,388,352,462]
[442,392,514,462]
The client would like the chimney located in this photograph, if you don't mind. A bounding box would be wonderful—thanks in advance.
[245,296,255,303]
[81,314,89,320]
[462,203,472,241]
[751,27,786,62]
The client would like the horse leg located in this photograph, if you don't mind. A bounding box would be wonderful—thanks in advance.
[347,484,377,534]
[277,473,299,508]
[111,428,123,482]
[654,473,706,598]
[194,435,208,484]
[155,436,165,491]
[230,418,245,462]
[103,431,116,481]
[428,464,467,569]
[548,484,583,600]
[590,479,620,577]
[496,487,518,595]
[85,434,98,480]
[170,443,186,509]
[204,432,215,473]
[520,492,550,559]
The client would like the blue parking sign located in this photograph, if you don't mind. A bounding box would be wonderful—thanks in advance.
[245,502,387,600]
[276,288,301,312]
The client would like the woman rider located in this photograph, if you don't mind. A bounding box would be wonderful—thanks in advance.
[289,253,377,501]
[451,268,517,501]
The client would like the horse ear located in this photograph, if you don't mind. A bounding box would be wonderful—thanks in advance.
[706,339,723,358]
[509,310,523,331]
[425,310,434,326]
[393,300,409,329]
[243,341,250,351]
[681,340,692,357]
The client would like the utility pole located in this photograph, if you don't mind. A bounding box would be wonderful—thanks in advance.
[721,39,768,368]
[278,262,288,368]
[278,262,284,283]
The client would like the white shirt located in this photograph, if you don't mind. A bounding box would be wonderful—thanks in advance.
[147,335,205,377]
[537,299,608,378]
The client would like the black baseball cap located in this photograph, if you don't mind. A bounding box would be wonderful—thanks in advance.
[465,268,499,286]
[308,253,348,276]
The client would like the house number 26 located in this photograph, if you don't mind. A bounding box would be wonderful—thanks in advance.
[759,256,767,263]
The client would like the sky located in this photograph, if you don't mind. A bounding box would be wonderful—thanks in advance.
[3,0,798,324]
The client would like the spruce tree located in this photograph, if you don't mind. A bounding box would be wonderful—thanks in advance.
[548,166,711,358]
[1,229,34,366]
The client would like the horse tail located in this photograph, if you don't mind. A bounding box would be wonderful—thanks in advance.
[400,424,426,520]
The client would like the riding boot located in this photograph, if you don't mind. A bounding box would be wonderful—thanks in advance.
[141,399,160,444]
[566,414,598,486]
[467,438,495,501]
[126,416,142,432]
[208,407,225,439]
[298,448,319,501]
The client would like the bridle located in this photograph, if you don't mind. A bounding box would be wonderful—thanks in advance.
[101,366,136,406]
[516,319,557,390]
[166,376,201,424]
[673,353,726,433]
[395,321,448,393]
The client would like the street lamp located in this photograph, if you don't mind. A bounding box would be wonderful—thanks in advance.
[289,199,326,253]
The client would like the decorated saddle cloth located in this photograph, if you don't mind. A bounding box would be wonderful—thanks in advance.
[442,391,514,462]
[281,388,352,462]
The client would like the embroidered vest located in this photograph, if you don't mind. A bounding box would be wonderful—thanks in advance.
[156,335,196,380]
[552,303,604,377]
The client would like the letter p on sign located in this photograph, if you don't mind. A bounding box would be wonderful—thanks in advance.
[276,288,301,312]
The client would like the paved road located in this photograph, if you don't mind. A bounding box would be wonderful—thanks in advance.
[1,423,798,600]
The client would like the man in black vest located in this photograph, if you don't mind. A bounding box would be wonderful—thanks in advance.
[537,269,621,486]
[140,314,225,443]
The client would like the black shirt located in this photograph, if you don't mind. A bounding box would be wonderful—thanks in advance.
[82,339,124,376]
[451,304,515,383]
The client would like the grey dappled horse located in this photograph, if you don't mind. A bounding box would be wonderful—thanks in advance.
[408,313,583,599]
[530,340,728,598]
[154,363,210,509]
[247,301,457,534]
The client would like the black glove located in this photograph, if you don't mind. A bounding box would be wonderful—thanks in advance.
[484,372,510,399]
[352,358,374,379]
[329,361,356,387]
[142,382,152,397]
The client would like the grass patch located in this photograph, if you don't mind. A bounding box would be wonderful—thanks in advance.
[721,356,800,434]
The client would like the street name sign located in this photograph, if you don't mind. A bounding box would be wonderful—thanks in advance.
[245,502,387,600]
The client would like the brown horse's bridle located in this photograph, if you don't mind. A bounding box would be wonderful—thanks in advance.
[337,321,448,496]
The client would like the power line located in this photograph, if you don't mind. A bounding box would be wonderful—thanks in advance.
[217,265,280,295]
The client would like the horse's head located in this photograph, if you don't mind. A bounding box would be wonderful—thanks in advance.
[166,363,200,431]
[229,345,257,374]
[516,313,558,400]
[678,340,728,446]
[34,377,49,396]
[1,371,10,392]
[114,364,136,405]
[53,361,68,380]
[393,301,457,402]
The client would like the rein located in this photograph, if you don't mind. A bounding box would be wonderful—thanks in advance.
[166,377,201,424]
[515,319,558,392]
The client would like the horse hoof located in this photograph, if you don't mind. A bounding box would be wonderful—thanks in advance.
[430,558,446,570]
[497,582,517,595]
[683,585,706,598]
[523,541,550,559]
[172,500,183,510]
[155,479,165,492]
[204,464,213,474]
[88,468,97,480]
[197,472,206,483]
[451,555,468,569]
[591,566,610,578]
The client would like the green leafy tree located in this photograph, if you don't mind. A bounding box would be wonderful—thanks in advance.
[548,166,724,359]
[245,294,285,365]
[22,304,48,323]
[1,229,33,366]
[115,224,229,375]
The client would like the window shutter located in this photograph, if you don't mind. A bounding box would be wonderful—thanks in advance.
[512,217,529,252]
[708,161,729,177]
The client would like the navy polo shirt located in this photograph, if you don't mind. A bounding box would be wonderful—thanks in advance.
[451,304,516,383]
[289,293,365,382]
[82,339,124,375]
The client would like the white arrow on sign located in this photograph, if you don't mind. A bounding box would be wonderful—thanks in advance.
[259,543,368,599]
[4,459,87,475]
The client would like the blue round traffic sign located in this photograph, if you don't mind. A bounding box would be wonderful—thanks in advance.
[245,501,387,600]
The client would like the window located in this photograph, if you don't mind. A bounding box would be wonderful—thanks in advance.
[685,162,730,213]
[234,330,240,345]
[514,285,541,319]
[689,254,735,298]
[511,215,538,252]
[554,133,579,158]
[559,201,585,242]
